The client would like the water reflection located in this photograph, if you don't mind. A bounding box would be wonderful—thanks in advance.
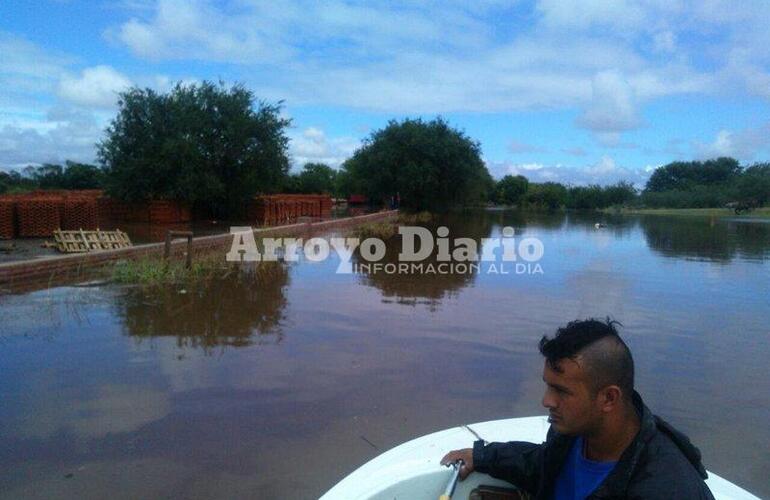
[353,211,494,308]
[641,216,770,262]
[113,262,289,350]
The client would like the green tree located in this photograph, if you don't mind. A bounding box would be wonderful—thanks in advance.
[496,175,529,206]
[524,182,567,210]
[60,161,104,189]
[30,163,64,189]
[296,162,337,193]
[603,181,637,207]
[736,163,770,205]
[343,118,492,209]
[567,185,604,209]
[645,157,741,192]
[566,181,637,209]
[98,81,291,217]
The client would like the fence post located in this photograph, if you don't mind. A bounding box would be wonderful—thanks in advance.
[165,230,194,269]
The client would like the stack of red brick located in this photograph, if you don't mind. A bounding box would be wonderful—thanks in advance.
[0,190,105,238]
[148,200,192,224]
[0,190,192,238]
[63,194,99,231]
[96,198,191,224]
[0,198,16,239]
[248,194,332,226]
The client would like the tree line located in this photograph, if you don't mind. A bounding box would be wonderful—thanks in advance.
[1,81,768,213]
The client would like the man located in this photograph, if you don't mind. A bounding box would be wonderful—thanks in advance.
[441,318,715,499]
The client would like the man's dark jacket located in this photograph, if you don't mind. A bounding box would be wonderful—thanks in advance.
[472,392,715,499]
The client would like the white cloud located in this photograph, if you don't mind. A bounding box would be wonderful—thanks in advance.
[489,156,649,186]
[693,123,770,161]
[107,1,727,113]
[289,126,360,168]
[0,32,72,109]
[0,35,174,167]
[578,70,641,134]
[513,163,545,171]
[0,118,102,167]
[58,65,133,108]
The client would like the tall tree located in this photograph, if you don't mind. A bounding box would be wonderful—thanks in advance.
[496,175,529,205]
[98,81,291,217]
[343,118,492,209]
[645,157,741,192]
[296,162,337,193]
[737,163,770,205]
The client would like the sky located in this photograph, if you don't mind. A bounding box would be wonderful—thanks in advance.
[1,0,770,186]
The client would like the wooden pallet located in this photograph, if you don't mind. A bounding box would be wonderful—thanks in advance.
[53,229,132,253]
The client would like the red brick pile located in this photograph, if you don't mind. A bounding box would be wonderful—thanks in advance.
[0,189,104,238]
[97,197,190,224]
[99,199,149,222]
[148,200,192,224]
[63,196,99,230]
[0,198,16,239]
[17,196,64,237]
[248,194,332,226]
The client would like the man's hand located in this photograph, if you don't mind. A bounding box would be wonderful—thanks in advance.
[440,448,475,481]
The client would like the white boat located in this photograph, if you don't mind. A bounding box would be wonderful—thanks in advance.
[321,416,760,500]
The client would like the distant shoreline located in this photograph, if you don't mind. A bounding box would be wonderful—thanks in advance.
[602,207,770,218]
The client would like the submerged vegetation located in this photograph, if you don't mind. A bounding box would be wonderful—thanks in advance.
[111,254,286,287]
[349,211,432,240]
[397,211,433,224]
[349,221,398,240]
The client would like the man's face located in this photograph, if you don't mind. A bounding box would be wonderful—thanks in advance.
[541,358,600,436]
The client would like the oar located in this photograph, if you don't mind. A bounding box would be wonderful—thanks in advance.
[439,459,464,500]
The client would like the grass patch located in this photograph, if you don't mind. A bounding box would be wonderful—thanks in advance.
[397,211,433,224]
[111,252,285,287]
[349,221,397,240]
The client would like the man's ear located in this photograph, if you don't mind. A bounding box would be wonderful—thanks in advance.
[599,385,622,413]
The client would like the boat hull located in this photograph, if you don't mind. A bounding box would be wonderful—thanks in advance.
[321,416,759,500]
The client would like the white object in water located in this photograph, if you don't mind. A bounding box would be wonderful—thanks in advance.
[321,416,760,500]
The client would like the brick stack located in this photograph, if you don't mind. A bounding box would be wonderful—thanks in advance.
[17,196,63,237]
[247,194,333,226]
[62,196,98,230]
[320,196,332,214]
[97,196,113,225]
[0,190,107,238]
[0,197,16,239]
[96,198,190,224]
[148,200,191,224]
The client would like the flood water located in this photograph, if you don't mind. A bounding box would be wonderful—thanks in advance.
[1,210,768,499]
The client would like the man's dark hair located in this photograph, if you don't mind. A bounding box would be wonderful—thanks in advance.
[539,318,634,400]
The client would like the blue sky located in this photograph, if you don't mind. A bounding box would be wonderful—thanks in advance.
[1,0,770,186]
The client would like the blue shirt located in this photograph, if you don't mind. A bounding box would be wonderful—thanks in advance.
[553,437,617,500]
